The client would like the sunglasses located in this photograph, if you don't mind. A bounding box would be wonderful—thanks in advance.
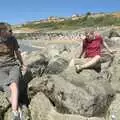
[0,29,12,33]
[9,29,12,32]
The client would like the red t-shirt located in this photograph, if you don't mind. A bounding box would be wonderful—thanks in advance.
[83,35,103,57]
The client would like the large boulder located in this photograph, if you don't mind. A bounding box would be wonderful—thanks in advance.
[108,29,120,38]
[29,91,105,120]
[29,67,114,117]
[29,92,54,120]
[0,92,10,120]
[105,37,120,48]
[106,94,120,120]
[46,57,68,74]
[60,67,99,85]
[19,51,49,106]
[46,42,81,59]
[49,111,105,120]
[22,51,49,77]
[108,53,120,92]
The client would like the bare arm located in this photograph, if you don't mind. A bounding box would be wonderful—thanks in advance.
[78,39,85,58]
[103,40,113,53]
[14,50,24,66]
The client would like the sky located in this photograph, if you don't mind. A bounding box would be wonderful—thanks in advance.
[0,0,120,24]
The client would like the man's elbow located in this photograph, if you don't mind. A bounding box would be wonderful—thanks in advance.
[15,50,21,54]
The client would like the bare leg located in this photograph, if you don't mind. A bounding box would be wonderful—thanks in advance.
[9,82,19,112]
[81,55,101,69]
[75,55,101,73]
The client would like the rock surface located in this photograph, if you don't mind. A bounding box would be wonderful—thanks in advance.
[1,29,120,119]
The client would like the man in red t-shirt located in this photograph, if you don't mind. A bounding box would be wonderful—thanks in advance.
[74,30,113,73]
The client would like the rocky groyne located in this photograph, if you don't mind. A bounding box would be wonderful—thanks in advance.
[1,28,120,120]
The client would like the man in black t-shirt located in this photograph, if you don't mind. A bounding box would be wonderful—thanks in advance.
[0,22,26,120]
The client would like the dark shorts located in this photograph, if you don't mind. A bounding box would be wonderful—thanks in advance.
[0,65,21,96]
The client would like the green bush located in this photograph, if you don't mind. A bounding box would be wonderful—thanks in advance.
[21,14,120,30]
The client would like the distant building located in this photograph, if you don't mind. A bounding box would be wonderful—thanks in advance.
[32,21,41,24]
[72,14,80,20]
[57,18,65,22]
[40,19,48,23]
[47,16,65,22]
[112,12,120,18]
[89,12,106,17]
[48,16,57,22]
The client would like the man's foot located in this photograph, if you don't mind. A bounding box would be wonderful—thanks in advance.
[19,104,29,120]
[75,65,83,73]
[18,107,23,120]
[12,111,20,120]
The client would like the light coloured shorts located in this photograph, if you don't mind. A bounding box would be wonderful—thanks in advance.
[0,65,21,96]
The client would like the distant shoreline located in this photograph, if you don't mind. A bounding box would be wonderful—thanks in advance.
[31,45,45,49]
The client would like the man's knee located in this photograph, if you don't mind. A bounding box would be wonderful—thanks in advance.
[9,82,18,90]
[92,55,101,63]
[95,55,101,59]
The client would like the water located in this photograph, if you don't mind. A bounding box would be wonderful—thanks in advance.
[18,40,40,52]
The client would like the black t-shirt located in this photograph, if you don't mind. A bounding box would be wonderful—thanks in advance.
[0,36,20,66]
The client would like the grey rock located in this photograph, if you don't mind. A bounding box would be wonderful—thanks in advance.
[28,68,114,117]
[46,57,68,74]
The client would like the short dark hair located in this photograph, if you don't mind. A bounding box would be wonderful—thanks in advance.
[0,22,12,34]
[0,22,11,30]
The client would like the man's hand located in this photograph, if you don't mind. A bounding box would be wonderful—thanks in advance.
[108,50,117,58]
[111,50,117,54]
[109,50,117,55]
[21,64,28,74]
